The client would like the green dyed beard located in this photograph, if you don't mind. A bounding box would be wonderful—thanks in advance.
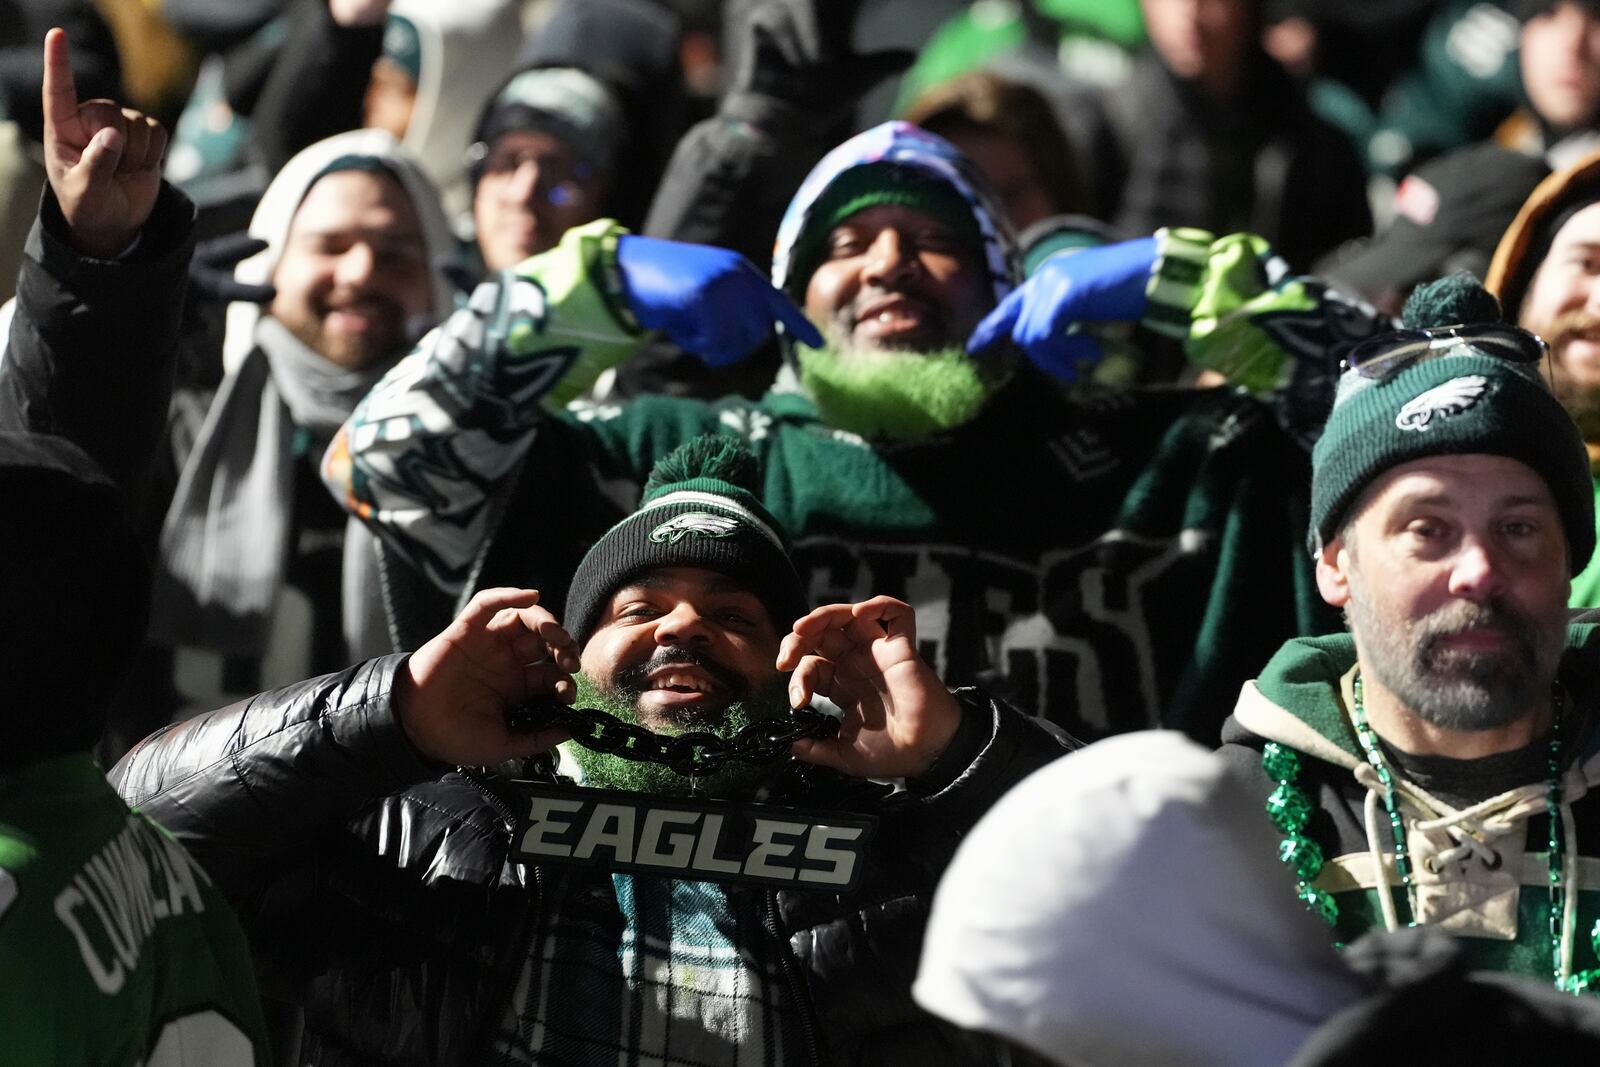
[562,672,794,799]
[795,341,1008,442]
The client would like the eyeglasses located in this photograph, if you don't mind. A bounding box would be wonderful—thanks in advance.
[466,141,593,208]
[1341,323,1549,383]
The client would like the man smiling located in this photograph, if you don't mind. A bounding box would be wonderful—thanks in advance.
[325,120,1337,743]
[1220,314,1600,984]
[117,437,1066,1064]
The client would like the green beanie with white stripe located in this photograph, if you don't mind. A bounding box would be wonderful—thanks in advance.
[563,436,808,646]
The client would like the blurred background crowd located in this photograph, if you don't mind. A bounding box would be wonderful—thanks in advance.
[5,0,1595,315]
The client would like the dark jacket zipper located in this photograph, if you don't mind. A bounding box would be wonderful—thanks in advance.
[462,768,542,1067]
[765,888,822,1067]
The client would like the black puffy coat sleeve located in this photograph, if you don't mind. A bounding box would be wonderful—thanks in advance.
[893,687,1077,845]
[641,101,833,265]
[778,689,1075,1067]
[0,181,195,527]
[107,654,440,899]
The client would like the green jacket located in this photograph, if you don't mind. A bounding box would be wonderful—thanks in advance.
[0,755,269,1065]
[1219,629,1600,984]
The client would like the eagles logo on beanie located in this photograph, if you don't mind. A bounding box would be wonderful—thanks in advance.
[562,436,808,646]
[1309,275,1594,572]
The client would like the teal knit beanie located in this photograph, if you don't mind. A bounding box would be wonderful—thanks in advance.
[785,161,983,297]
[381,15,422,83]
[1309,351,1594,571]
[563,436,808,646]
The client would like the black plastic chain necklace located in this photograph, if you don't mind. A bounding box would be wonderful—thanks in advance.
[507,698,840,777]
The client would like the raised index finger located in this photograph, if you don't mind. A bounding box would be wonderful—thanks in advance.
[42,28,80,139]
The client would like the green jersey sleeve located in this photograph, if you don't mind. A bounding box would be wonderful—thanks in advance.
[0,755,270,1066]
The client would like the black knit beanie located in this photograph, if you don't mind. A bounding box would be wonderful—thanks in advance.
[563,436,808,646]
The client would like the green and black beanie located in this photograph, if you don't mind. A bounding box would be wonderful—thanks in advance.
[783,160,983,299]
[1310,277,1593,570]
[563,436,808,646]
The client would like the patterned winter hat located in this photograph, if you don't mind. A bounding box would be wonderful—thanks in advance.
[563,436,808,646]
[771,121,1020,304]
[783,161,983,301]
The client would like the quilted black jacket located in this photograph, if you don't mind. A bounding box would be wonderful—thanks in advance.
[110,655,1071,1066]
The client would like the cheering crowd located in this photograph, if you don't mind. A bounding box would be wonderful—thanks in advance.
[12,0,1600,1062]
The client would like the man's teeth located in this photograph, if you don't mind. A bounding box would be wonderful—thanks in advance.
[652,673,706,691]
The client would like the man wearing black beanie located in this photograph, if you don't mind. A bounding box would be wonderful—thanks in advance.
[115,435,1068,1066]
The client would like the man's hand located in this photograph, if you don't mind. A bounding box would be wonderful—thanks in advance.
[966,237,1159,380]
[616,234,824,365]
[396,588,579,767]
[42,27,167,259]
[776,596,961,780]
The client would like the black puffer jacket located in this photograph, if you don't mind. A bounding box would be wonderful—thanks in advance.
[110,655,1070,1066]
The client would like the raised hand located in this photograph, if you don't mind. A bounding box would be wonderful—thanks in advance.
[396,587,579,767]
[776,596,961,780]
[966,237,1159,381]
[41,27,168,258]
[617,233,824,365]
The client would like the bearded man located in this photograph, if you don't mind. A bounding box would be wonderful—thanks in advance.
[112,436,1066,1065]
[1488,148,1600,606]
[323,120,1350,743]
[1218,313,1600,984]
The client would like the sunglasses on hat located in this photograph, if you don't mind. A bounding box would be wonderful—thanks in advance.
[1341,323,1548,383]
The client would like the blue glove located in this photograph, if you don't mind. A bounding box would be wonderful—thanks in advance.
[966,236,1159,380]
[617,234,824,366]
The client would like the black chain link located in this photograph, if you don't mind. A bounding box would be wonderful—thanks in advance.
[507,698,840,776]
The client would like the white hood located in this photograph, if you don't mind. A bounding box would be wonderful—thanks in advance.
[222,128,457,375]
[393,0,524,229]
[914,731,1368,1067]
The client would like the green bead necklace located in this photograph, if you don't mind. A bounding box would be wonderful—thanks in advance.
[1260,674,1600,994]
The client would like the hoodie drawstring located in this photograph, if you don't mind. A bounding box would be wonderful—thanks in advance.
[1352,762,1547,930]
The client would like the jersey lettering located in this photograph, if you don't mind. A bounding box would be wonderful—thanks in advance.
[53,817,209,995]
[794,531,1197,734]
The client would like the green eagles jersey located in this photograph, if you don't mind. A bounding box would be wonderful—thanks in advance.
[0,754,269,1065]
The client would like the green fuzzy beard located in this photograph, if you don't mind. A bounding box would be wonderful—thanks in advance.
[562,672,794,799]
[795,342,1008,442]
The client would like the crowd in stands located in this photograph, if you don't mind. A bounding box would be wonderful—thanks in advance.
[12,0,1600,1063]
